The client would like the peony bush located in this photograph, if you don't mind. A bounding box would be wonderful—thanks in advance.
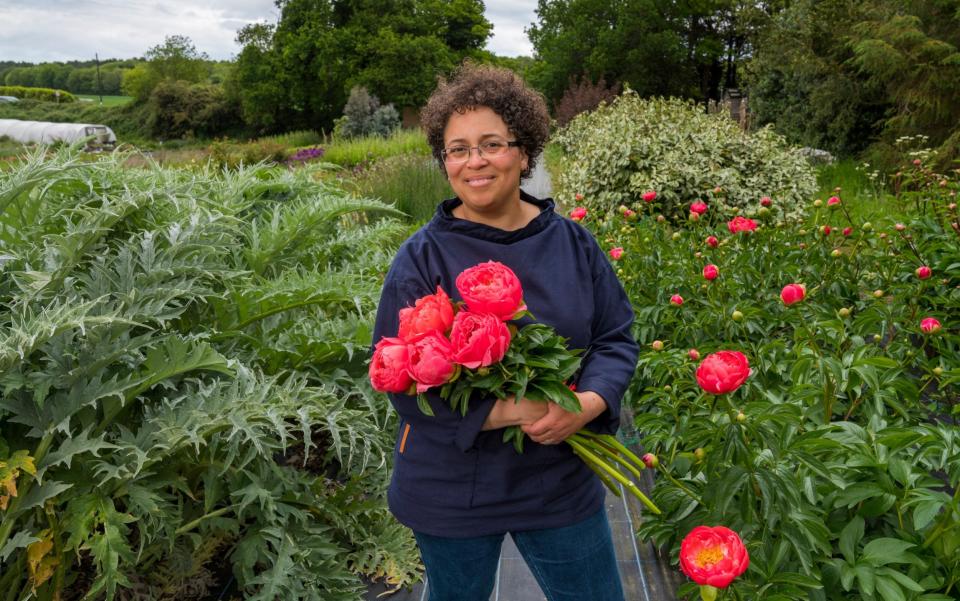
[577,174,960,599]
[551,92,818,221]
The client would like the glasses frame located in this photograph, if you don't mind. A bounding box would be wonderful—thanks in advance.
[441,140,520,164]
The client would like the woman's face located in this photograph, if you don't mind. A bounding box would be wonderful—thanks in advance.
[442,106,527,215]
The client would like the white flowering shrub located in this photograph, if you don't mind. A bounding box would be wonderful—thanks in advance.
[552,91,818,220]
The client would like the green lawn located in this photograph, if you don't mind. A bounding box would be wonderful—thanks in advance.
[76,95,133,107]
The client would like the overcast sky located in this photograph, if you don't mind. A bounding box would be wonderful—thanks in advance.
[0,0,538,63]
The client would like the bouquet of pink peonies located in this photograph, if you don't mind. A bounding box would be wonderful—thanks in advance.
[370,260,661,514]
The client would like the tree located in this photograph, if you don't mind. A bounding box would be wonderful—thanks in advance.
[744,0,960,163]
[123,35,212,102]
[230,0,492,132]
[527,0,759,108]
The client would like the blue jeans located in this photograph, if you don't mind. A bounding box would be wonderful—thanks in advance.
[413,509,625,601]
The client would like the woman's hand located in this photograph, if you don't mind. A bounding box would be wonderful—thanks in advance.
[521,391,608,444]
[481,395,548,431]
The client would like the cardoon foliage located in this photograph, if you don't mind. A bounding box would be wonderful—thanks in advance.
[0,147,418,600]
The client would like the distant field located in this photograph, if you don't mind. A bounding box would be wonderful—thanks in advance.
[77,95,133,106]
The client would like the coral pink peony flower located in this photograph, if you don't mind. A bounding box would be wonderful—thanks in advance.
[456,261,526,321]
[642,190,657,203]
[706,236,719,248]
[702,264,719,280]
[609,247,624,260]
[727,216,757,234]
[916,266,932,279]
[398,286,455,341]
[369,337,413,393]
[679,526,750,588]
[921,317,941,334]
[569,207,587,222]
[696,351,750,395]
[827,196,841,207]
[670,294,684,306]
[780,283,806,306]
[407,332,455,393]
[690,201,708,215]
[760,196,772,207]
[449,311,511,369]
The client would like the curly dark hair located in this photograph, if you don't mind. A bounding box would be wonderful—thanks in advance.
[421,62,550,180]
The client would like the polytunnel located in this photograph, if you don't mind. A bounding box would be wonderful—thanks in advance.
[0,119,116,147]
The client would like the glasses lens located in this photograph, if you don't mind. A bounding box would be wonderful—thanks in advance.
[443,146,469,163]
[480,141,508,157]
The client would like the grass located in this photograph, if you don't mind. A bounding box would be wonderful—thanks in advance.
[321,128,431,168]
[815,158,911,224]
[76,95,133,107]
[349,154,450,223]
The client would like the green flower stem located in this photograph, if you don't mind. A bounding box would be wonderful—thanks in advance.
[656,464,706,506]
[572,429,649,474]
[569,434,642,480]
[566,438,661,514]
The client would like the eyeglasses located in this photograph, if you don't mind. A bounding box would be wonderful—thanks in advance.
[441,140,520,164]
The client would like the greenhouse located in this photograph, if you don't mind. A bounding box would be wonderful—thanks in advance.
[0,118,116,147]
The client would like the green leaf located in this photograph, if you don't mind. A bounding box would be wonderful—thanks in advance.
[839,515,864,564]
[875,575,906,601]
[861,538,916,566]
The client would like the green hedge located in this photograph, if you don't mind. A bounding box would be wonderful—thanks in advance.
[0,85,76,103]
[552,91,818,221]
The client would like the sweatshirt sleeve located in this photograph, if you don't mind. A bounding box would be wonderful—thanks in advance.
[370,248,496,451]
[576,239,639,435]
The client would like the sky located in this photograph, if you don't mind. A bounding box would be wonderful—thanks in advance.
[0,0,539,63]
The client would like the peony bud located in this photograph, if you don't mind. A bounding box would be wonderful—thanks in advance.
[688,348,701,361]
[760,196,772,207]
[895,223,906,231]
[691,201,708,215]
[643,190,657,203]
[569,207,587,222]
[827,196,841,207]
[920,317,941,334]
[780,284,806,305]
[706,236,719,248]
[575,193,584,201]
[731,310,744,322]
[694,448,706,461]
[832,249,842,258]
[657,214,666,223]
[838,307,851,318]
[672,232,681,241]
[670,294,684,306]
[933,367,943,376]
[862,222,873,231]
[814,199,823,208]
[651,340,664,351]
[842,227,853,237]
[916,266,932,279]
[873,289,885,298]
[736,411,746,423]
[820,225,832,235]
[609,247,624,260]
[703,264,719,280]
[642,453,659,469]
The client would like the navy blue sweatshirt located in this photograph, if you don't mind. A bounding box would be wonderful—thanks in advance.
[371,191,639,537]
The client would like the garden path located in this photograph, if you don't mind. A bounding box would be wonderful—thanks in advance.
[521,160,553,199]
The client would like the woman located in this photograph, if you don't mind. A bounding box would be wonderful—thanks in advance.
[371,63,638,601]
